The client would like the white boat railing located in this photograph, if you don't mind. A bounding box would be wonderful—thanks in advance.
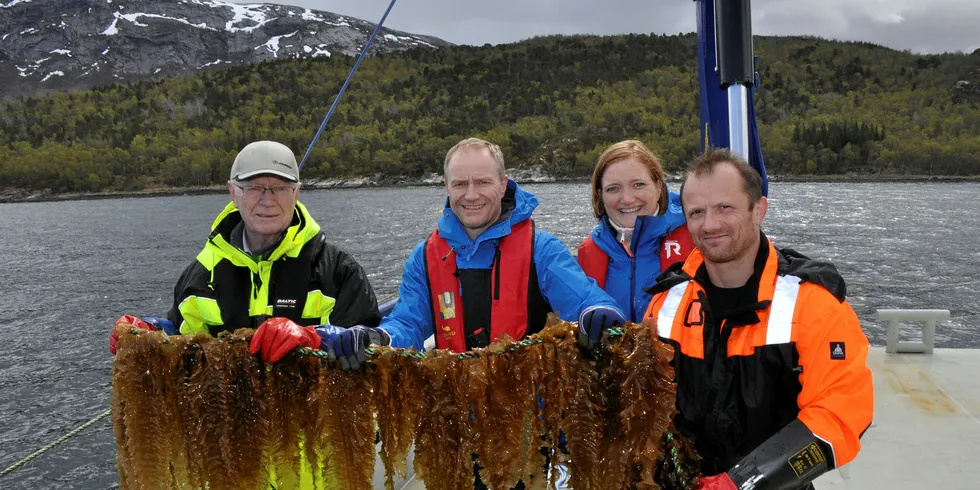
[876,308,951,354]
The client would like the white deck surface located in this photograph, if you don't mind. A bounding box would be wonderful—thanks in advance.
[816,347,980,489]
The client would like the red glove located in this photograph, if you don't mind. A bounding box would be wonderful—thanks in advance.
[696,473,738,490]
[249,317,321,364]
[109,314,156,355]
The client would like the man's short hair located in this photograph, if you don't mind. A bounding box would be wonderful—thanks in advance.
[443,138,506,179]
[680,148,763,207]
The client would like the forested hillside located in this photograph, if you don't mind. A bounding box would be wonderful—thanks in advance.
[1,33,978,193]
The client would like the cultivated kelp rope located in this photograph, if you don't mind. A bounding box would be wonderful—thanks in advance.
[110,319,700,490]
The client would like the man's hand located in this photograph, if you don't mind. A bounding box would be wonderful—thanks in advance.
[325,325,391,371]
[110,314,156,355]
[249,317,321,364]
[577,305,626,350]
[696,473,738,490]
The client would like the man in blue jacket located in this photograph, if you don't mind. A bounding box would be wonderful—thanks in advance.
[325,136,623,490]
[326,137,625,370]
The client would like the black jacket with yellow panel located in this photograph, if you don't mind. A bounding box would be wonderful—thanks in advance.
[168,201,381,336]
[644,233,873,490]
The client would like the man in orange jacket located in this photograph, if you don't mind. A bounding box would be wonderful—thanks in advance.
[644,148,873,490]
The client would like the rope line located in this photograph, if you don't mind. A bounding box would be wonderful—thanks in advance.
[298,0,400,170]
[0,408,112,478]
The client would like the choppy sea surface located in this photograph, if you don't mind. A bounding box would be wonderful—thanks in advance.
[0,182,977,488]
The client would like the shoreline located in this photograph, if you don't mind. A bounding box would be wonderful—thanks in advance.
[1,174,978,204]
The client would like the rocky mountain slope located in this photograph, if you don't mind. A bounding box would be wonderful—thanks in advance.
[0,0,449,97]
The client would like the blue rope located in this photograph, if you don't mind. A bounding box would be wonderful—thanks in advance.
[299,0,400,170]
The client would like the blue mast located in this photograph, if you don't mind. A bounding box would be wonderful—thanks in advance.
[696,0,769,195]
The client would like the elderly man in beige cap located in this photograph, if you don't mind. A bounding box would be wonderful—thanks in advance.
[112,141,382,364]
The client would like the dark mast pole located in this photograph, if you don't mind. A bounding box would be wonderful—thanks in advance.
[714,0,754,160]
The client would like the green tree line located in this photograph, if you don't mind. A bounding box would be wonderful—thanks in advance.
[1,33,978,192]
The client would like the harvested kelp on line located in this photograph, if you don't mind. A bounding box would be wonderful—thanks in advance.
[111,316,701,490]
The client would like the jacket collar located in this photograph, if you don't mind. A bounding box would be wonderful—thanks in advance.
[206,201,321,267]
[592,191,687,255]
[688,232,773,324]
[649,230,848,305]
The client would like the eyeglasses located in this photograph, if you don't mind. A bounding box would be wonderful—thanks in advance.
[234,183,297,199]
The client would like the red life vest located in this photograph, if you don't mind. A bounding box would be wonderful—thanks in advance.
[578,225,695,289]
[424,220,534,353]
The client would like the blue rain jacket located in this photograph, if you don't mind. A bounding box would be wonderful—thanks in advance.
[381,180,620,350]
[586,191,687,322]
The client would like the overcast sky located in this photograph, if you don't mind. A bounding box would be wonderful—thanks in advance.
[271,0,979,54]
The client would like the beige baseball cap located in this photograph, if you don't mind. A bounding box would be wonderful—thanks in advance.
[230,141,300,182]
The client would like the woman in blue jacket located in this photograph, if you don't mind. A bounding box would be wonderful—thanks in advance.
[578,140,694,322]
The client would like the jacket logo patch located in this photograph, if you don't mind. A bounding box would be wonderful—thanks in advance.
[830,342,846,360]
[275,298,297,309]
[683,299,705,327]
[664,240,681,258]
[438,292,456,320]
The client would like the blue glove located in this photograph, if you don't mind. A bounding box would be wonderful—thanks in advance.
[314,324,346,350]
[577,305,626,350]
[141,317,177,335]
[323,325,391,371]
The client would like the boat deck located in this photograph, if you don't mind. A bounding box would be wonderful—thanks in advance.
[815,347,980,489]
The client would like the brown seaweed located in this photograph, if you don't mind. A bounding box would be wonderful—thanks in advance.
[174,336,210,489]
[413,352,476,489]
[510,338,550,488]
[537,321,581,489]
[321,362,375,490]
[223,331,272,489]
[616,321,683,489]
[372,353,426,490]
[563,338,607,489]
[193,338,235,489]
[264,351,312,488]
[111,318,700,490]
[112,320,177,489]
[159,339,193,490]
[474,347,521,488]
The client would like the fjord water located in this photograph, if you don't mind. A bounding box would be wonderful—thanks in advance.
[0,182,977,488]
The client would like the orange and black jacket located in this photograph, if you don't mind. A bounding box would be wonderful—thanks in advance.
[644,234,873,489]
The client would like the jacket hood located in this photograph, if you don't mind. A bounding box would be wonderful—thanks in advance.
[777,247,847,301]
[436,179,538,252]
[592,191,687,254]
[205,200,321,267]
